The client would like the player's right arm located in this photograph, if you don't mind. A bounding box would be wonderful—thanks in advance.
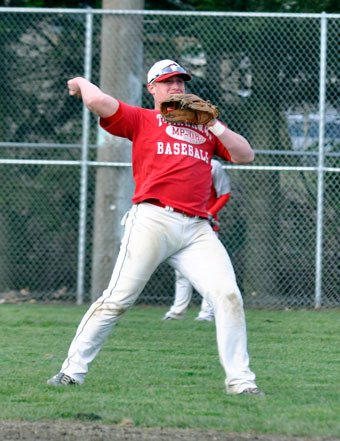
[67,77,119,118]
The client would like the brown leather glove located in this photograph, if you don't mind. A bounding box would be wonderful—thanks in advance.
[160,94,219,125]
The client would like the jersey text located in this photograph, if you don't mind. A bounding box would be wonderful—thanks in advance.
[156,142,209,163]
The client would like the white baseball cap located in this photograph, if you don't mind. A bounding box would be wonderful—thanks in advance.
[147,59,191,84]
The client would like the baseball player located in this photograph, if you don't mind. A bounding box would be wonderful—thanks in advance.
[47,59,263,396]
[163,158,231,322]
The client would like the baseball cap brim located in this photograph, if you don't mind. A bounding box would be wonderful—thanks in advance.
[153,71,192,83]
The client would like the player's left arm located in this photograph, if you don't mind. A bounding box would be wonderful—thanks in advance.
[207,119,254,164]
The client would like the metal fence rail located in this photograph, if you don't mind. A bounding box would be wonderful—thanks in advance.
[0,8,339,308]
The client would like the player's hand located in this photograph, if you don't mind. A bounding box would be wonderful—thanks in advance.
[67,78,82,97]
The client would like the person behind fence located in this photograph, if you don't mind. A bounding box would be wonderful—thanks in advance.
[163,158,231,322]
[47,59,264,396]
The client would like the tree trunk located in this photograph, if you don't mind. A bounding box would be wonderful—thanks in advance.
[91,0,144,300]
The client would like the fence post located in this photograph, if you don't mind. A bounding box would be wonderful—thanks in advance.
[76,8,93,305]
[314,12,328,309]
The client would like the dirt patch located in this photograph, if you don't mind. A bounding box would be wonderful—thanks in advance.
[1,421,339,441]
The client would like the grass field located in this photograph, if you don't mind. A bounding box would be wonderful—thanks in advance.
[0,304,339,437]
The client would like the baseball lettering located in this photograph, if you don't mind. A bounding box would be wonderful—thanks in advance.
[157,141,209,163]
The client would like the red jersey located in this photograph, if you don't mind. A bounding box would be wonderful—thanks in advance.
[100,101,231,218]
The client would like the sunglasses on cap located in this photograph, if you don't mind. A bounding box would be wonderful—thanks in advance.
[149,64,189,83]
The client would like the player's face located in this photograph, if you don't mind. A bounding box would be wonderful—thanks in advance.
[147,75,186,109]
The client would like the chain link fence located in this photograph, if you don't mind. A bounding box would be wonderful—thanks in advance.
[0,8,339,308]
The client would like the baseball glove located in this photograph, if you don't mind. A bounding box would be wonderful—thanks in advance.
[160,94,219,125]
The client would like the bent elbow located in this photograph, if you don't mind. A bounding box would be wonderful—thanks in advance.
[85,95,103,112]
[86,95,118,118]
[247,149,255,162]
[233,149,255,164]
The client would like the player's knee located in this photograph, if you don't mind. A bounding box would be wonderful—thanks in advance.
[92,299,129,316]
[225,290,243,307]
[211,286,243,308]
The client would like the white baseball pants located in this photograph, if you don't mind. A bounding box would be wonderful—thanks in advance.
[60,202,257,393]
[166,269,214,319]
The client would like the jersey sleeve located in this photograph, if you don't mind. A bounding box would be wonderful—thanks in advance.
[211,159,231,196]
[99,101,142,141]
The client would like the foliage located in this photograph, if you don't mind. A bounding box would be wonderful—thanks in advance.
[183,0,339,13]
[0,1,100,7]
[0,10,99,294]
[0,0,338,12]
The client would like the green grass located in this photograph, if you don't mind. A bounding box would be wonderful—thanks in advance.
[0,304,339,437]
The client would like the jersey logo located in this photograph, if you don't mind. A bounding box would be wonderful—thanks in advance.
[166,125,206,145]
